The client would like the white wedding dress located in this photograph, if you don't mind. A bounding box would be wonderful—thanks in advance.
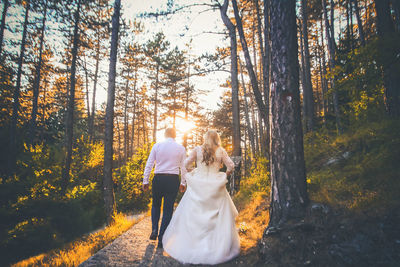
[162,146,240,265]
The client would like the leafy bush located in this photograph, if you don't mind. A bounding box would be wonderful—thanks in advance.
[114,143,153,213]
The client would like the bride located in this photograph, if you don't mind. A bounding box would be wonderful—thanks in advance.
[162,130,240,265]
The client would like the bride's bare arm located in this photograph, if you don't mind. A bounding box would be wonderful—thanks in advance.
[221,148,234,176]
[184,147,197,171]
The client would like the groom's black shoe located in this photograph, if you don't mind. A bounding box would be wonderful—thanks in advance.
[157,241,163,249]
[149,230,157,240]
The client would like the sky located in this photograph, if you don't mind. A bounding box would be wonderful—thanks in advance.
[119,0,230,111]
[119,0,231,142]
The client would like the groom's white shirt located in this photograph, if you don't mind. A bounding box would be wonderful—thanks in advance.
[143,138,187,186]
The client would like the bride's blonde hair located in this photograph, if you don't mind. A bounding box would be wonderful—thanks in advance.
[202,130,221,166]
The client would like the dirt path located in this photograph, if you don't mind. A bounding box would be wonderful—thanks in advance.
[79,216,254,267]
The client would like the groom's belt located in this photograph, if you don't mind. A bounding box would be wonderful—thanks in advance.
[154,173,179,176]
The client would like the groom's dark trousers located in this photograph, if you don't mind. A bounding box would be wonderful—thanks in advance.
[151,173,180,241]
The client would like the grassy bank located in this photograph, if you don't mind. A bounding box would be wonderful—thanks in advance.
[305,119,400,214]
[12,213,141,267]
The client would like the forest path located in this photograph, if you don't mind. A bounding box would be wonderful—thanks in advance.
[79,216,249,267]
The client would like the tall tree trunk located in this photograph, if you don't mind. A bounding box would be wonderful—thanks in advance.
[183,62,190,149]
[353,0,366,45]
[83,55,91,120]
[255,0,265,92]
[319,18,329,122]
[117,117,122,166]
[301,0,314,132]
[251,97,260,153]
[392,0,400,32]
[232,0,268,124]
[61,0,82,193]
[322,0,343,134]
[375,0,400,117]
[89,32,101,142]
[0,0,9,56]
[240,59,256,157]
[130,69,137,156]
[219,0,241,158]
[103,0,121,225]
[123,73,130,162]
[152,64,159,143]
[263,0,271,157]
[9,0,30,175]
[264,0,308,229]
[29,0,48,143]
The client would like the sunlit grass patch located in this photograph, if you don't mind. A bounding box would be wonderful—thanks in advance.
[235,192,269,252]
[12,213,140,267]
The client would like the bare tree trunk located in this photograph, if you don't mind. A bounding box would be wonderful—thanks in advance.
[9,0,30,175]
[392,0,400,32]
[29,0,48,143]
[83,55,91,121]
[123,73,130,163]
[375,0,400,117]
[353,0,366,45]
[61,0,82,193]
[130,69,137,156]
[117,117,122,166]
[265,0,308,229]
[153,64,159,143]
[0,0,9,56]
[263,0,271,157]
[322,0,343,134]
[251,97,260,153]
[183,62,190,149]
[103,0,121,225]
[232,0,268,124]
[240,59,256,157]
[219,0,241,158]
[301,0,314,132]
[319,18,329,122]
[89,32,101,142]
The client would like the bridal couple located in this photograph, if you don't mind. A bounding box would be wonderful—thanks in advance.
[142,128,240,265]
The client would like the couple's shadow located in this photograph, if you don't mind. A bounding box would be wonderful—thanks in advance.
[140,243,184,266]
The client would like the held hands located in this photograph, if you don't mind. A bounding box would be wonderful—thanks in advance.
[226,170,233,177]
[179,184,186,193]
[142,183,149,192]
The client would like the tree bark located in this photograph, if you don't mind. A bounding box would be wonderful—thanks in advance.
[103,0,121,225]
[89,32,101,142]
[232,0,268,124]
[301,0,314,132]
[84,56,91,121]
[392,0,400,32]
[153,64,159,143]
[183,62,190,149]
[263,0,271,157]
[265,0,308,229]
[9,0,30,175]
[0,0,9,56]
[123,72,130,162]
[353,0,365,46]
[130,69,137,156]
[322,0,343,134]
[239,59,256,157]
[375,0,400,117]
[61,0,82,193]
[219,0,241,158]
[29,0,48,143]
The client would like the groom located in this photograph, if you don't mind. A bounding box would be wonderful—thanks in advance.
[142,128,187,249]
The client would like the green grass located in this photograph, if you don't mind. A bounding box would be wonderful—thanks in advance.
[304,119,400,214]
[12,213,139,267]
